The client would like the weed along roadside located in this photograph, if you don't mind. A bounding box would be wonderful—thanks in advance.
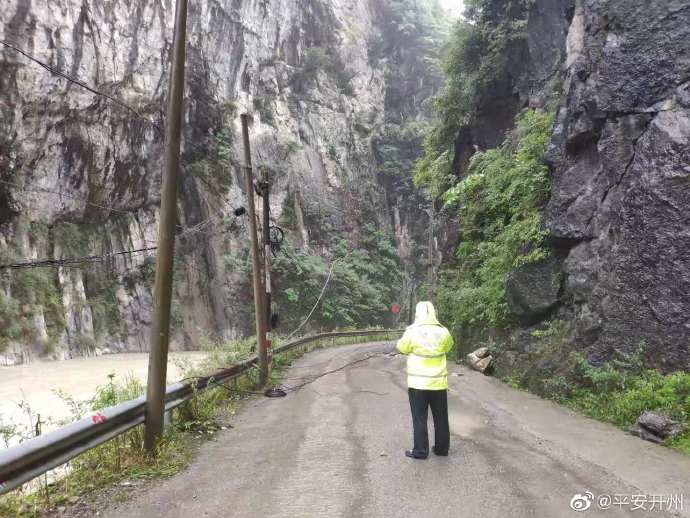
[469,335,690,457]
[0,332,398,517]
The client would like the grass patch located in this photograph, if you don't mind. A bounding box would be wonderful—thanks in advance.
[501,345,690,455]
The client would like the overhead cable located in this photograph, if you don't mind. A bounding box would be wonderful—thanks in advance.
[0,39,161,133]
[0,179,137,216]
[283,251,353,341]
[0,246,157,270]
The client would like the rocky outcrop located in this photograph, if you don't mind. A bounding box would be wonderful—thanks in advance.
[452,0,573,175]
[545,0,690,371]
[506,256,563,323]
[0,0,444,362]
[450,0,690,373]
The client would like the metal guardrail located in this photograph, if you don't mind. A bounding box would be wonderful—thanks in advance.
[0,329,402,495]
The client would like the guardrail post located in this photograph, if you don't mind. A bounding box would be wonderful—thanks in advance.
[145,0,189,453]
[164,409,173,429]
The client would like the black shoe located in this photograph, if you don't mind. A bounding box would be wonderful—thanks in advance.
[405,450,428,459]
[432,446,448,456]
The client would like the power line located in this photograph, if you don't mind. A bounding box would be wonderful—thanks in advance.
[283,251,352,341]
[0,39,161,133]
[0,179,138,216]
[0,211,247,271]
[0,246,156,270]
[184,349,396,397]
[0,225,237,271]
[1,178,247,242]
[279,352,388,393]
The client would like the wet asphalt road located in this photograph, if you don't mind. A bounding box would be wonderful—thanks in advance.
[103,342,690,518]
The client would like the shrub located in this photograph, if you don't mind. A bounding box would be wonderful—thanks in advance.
[434,108,554,337]
[512,348,690,455]
[271,226,402,332]
[252,97,275,126]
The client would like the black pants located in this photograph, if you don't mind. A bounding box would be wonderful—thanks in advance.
[408,388,449,457]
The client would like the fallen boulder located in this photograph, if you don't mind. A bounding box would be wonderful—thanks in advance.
[467,349,493,374]
[473,347,490,359]
[628,424,665,444]
[629,411,685,444]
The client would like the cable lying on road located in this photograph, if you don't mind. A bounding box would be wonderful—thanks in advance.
[182,349,399,400]
[278,351,392,393]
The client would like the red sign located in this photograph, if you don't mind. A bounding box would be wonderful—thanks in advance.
[391,303,401,315]
[91,412,108,424]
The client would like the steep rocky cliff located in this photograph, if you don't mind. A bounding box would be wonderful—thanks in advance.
[0,0,446,363]
[436,0,689,373]
[544,0,690,371]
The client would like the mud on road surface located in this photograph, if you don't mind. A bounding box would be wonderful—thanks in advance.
[97,342,690,518]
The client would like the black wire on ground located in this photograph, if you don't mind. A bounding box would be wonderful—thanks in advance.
[278,346,390,375]
[278,352,391,393]
[180,349,399,400]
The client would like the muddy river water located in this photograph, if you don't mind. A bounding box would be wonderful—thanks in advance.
[0,352,207,443]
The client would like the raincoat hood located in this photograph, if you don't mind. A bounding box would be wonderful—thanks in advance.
[397,301,453,390]
[412,301,441,327]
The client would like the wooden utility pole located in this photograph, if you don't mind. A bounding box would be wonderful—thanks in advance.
[408,280,416,325]
[145,0,188,452]
[427,205,435,301]
[241,115,269,384]
[261,167,273,371]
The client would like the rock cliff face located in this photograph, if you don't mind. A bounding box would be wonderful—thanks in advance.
[545,0,690,370]
[454,0,690,372]
[0,0,444,363]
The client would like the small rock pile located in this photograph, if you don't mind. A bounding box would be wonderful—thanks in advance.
[629,411,685,444]
[466,347,493,374]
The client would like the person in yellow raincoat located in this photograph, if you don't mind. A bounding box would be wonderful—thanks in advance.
[397,301,454,459]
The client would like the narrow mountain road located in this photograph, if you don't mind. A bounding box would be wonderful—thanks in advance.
[103,342,690,518]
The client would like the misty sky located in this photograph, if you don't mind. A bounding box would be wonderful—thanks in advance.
[439,0,464,17]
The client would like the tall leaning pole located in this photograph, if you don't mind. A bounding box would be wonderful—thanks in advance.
[144,0,189,453]
[241,114,269,385]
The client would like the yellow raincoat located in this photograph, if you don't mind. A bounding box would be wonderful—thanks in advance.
[396,301,454,390]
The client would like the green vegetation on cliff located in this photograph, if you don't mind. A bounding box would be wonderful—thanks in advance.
[415,0,529,197]
[412,0,690,457]
[435,109,553,337]
[410,0,554,340]
[271,226,401,331]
